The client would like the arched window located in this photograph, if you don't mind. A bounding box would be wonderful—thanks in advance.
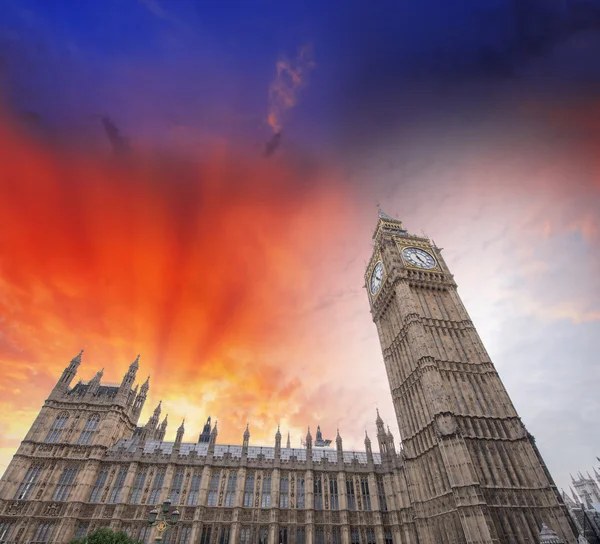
[14,464,44,500]
[45,413,69,444]
[77,414,100,445]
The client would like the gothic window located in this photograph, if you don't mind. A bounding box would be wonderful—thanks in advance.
[52,466,78,501]
[170,470,185,505]
[279,474,289,508]
[77,414,100,445]
[376,476,387,511]
[296,527,305,544]
[329,478,339,511]
[258,526,269,544]
[208,471,220,506]
[240,527,251,544]
[45,413,69,444]
[314,475,323,510]
[138,524,152,544]
[384,531,393,544]
[332,527,341,544]
[74,523,88,540]
[186,472,201,506]
[0,521,14,542]
[296,476,305,509]
[350,528,360,544]
[360,477,372,511]
[14,464,43,500]
[314,527,325,544]
[279,526,288,544]
[32,521,55,543]
[108,467,128,503]
[130,470,147,504]
[149,470,166,505]
[89,470,108,503]
[261,474,271,508]
[219,526,231,544]
[225,471,237,507]
[366,528,376,544]
[346,479,356,511]
[178,526,192,544]
[200,526,212,544]
[243,472,255,507]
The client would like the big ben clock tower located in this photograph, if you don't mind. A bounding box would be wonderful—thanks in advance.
[366,208,577,544]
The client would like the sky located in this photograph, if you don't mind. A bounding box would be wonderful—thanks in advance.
[0,0,599,495]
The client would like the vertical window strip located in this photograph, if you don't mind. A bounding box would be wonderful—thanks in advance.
[296,476,305,509]
[14,465,43,500]
[45,414,69,444]
[130,470,147,504]
[376,476,387,511]
[77,414,100,445]
[33,521,55,543]
[366,528,376,544]
[219,526,230,544]
[243,472,255,508]
[240,527,251,544]
[259,526,269,544]
[187,472,201,506]
[314,527,325,544]
[74,523,88,539]
[178,525,191,544]
[346,478,356,511]
[350,528,360,544]
[279,473,289,508]
[52,466,78,501]
[261,474,272,508]
[108,467,128,504]
[296,527,305,544]
[200,526,212,544]
[360,477,371,511]
[384,531,393,544]
[139,524,152,544]
[225,471,237,507]
[314,475,323,510]
[207,471,220,506]
[329,478,339,511]
[279,526,288,544]
[149,470,166,505]
[0,521,14,541]
[332,527,341,544]
[89,470,108,503]
[170,471,185,505]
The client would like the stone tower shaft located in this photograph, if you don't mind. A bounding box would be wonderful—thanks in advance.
[366,211,577,544]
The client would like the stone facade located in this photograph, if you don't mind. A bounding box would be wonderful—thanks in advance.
[0,211,580,543]
[364,209,578,544]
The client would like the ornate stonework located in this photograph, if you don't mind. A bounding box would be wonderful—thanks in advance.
[0,213,578,544]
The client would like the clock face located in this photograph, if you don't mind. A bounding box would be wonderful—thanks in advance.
[370,262,384,295]
[402,247,436,269]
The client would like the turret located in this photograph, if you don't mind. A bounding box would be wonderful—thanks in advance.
[156,414,168,441]
[87,368,104,396]
[305,427,312,451]
[175,419,185,444]
[208,421,218,454]
[316,425,323,443]
[242,423,250,457]
[365,430,373,464]
[118,354,139,401]
[198,417,212,444]
[145,400,161,432]
[133,376,149,420]
[286,432,291,449]
[336,429,343,465]
[376,409,388,457]
[128,384,139,407]
[275,425,282,458]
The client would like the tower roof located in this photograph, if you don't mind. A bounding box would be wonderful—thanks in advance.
[377,205,397,222]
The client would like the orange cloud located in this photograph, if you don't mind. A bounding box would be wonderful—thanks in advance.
[0,110,359,470]
[267,44,315,133]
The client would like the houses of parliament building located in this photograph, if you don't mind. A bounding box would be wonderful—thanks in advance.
[0,212,579,543]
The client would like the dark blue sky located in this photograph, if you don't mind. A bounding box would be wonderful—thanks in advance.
[3,0,600,157]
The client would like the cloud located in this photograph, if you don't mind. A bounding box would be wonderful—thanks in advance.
[267,44,315,134]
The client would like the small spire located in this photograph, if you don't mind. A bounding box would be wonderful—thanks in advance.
[141,376,150,391]
[131,354,140,369]
[286,431,291,449]
[376,408,384,426]
[71,349,84,364]
[211,421,218,435]
[275,424,281,439]
[244,423,250,439]
[365,430,371,443]
[178,418,185,431]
